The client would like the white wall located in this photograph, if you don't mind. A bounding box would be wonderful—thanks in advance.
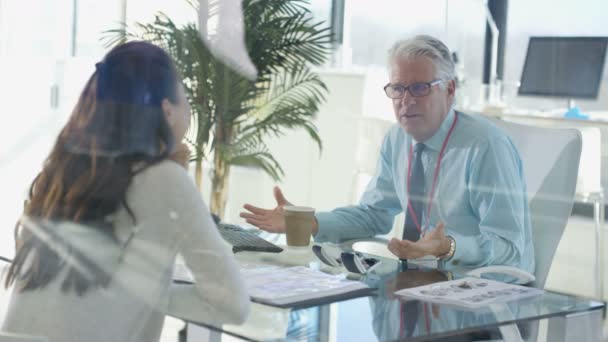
[0,58,69,258]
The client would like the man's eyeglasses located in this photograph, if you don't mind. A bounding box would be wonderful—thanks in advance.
[383,79,443,99]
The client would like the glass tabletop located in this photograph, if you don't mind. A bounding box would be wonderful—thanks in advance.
[170,246,604,342]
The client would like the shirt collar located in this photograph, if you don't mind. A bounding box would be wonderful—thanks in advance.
[412,108,456,152]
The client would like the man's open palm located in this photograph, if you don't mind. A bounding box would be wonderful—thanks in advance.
[387,222,448,259]
[240,186,292,233]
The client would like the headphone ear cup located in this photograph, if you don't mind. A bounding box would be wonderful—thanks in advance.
[341,252,363,274]
[312,245,341,267]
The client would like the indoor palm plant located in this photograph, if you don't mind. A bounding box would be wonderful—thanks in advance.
[104,0,331,218]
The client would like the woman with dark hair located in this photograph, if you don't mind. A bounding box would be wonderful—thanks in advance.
[2,41,249,342]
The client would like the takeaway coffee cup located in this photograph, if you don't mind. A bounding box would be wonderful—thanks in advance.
[284,206,315,247]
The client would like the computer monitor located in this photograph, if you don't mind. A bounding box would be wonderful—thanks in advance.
[518,36,608,99]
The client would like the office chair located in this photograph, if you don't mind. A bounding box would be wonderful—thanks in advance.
[466,118,582,342]
[466,118,582,289]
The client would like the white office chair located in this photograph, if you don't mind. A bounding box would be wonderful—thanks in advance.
[466,118,582,342]
[467,118,582,290]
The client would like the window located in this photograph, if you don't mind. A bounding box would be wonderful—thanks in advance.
[506,0,608,111]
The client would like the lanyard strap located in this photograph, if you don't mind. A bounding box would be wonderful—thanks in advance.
[406,113,458,234]
[399,302,432,337]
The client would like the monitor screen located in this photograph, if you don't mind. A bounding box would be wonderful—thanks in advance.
[518,37,608,99]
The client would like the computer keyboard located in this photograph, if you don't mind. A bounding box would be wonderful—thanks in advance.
[217,223,284,253]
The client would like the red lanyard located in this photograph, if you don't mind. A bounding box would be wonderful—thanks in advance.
[399,302,432,336]
[406,113,458,234]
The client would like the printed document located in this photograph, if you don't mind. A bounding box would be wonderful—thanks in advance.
[173,262,372,307]
[395,277,543,308]
[241,264,371,306]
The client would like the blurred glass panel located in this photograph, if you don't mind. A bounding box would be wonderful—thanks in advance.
[308,0,331,25]
[0,0,72,257]
[348,0,447,67]
[0,0,71,58]
[443,0,486,110]
[74,0,122,58]
[126,0,195,26]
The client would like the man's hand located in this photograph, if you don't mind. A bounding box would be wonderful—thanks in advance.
[169,143,191,169]
[387,222,450,259]
[241,186,314,234]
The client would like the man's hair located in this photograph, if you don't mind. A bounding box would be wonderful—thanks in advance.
[387,35,455,88]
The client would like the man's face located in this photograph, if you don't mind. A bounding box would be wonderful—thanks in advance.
[389,56,455,141]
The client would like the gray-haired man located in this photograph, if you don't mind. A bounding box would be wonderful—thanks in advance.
[241,35,534,274]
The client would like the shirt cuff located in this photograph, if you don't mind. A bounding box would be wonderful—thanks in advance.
[313,212,343,243]
[445,230,486,267]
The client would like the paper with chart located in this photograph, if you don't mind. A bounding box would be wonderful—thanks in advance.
[241,264,372,307]
[173,262,373,307]
[394,277,543,309]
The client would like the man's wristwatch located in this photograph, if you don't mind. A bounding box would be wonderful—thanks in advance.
[439,236,456,260]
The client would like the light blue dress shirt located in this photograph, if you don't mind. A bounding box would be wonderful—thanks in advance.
[315,110,535,274]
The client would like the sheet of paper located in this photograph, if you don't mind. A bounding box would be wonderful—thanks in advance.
[395,277,543,309]
[173,262,371,306]
[241,265,370,306]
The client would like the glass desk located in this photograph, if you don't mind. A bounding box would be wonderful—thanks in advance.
[170,247,605,342]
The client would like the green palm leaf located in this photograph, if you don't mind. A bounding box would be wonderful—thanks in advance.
[102,0,330,216]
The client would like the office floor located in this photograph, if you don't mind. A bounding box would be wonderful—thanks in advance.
[544,214,605,299]
[542,214,608,341]
[159,214,608,342]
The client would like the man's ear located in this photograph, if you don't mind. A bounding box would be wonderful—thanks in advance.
[161,98,173,126]
[446,79,456,103]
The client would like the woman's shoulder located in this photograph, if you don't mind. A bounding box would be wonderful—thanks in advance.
[130,160,196,197]
[138,159,189,177]
[123,160,207,224]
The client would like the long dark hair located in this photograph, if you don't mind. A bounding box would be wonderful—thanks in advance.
[5,41,181,295]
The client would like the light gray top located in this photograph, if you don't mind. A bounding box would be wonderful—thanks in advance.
[2,161,249,342]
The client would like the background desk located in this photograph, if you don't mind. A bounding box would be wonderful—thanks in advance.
[170,249,604,342]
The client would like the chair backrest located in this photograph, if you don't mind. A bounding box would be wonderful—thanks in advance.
[488,117,582,289]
